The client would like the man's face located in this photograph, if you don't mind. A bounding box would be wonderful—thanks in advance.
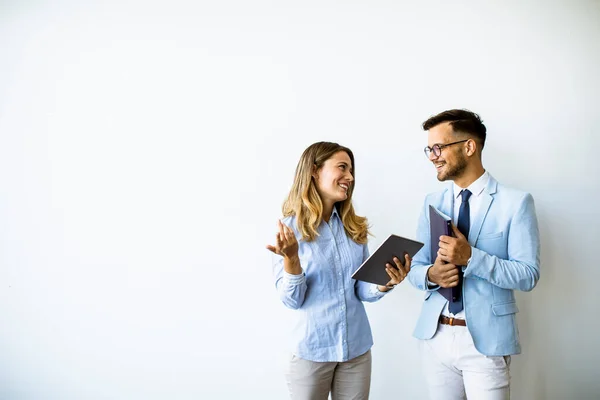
[427,122,468,182]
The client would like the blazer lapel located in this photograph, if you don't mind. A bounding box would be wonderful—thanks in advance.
[440,185,454,218]
[469,175,497,243]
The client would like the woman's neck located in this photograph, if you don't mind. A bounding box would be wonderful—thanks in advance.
[322,202,334,223]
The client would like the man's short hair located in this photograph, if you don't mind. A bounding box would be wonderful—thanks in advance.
[423,109,487,149]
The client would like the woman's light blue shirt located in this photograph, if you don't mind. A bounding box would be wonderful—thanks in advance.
[273,208,388,362]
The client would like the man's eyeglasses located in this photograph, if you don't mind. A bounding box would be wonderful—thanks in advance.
[424,139,469,158]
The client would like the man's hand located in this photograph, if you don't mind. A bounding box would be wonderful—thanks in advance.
[427,255,459,288]
[438,223,472,266]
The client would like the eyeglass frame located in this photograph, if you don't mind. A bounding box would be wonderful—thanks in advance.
[424,139,469,158]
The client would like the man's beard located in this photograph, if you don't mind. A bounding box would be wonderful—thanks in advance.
[437,154,467,182]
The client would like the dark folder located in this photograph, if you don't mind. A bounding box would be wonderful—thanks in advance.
[351,234,424,286]
[428,205,459,301]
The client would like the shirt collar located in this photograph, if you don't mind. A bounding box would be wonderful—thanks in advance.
[454,170,489,199]
[331,206,340,220]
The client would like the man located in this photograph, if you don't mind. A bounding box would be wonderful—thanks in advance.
[408,109,540,399]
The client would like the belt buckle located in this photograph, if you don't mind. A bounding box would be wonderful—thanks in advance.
[448,317,454,326]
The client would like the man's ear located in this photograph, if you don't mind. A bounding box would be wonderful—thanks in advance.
[466,139,477,157]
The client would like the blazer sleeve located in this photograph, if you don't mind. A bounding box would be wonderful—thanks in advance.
[408,199,440,292]
[464,193,541,291]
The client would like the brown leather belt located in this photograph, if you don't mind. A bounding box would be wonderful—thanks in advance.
[439,315,467,326]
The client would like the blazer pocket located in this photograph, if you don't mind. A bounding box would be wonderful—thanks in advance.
[492,301,519,316]
[478,231,503,240]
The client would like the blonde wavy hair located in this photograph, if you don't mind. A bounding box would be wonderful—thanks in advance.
[282,142,370,244]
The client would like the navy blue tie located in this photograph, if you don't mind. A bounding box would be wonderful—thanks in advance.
[449,189,471,314]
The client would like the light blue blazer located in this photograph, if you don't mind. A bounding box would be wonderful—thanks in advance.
[408,174,540,356]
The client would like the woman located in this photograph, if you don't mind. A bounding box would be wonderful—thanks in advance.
[266,142,411,400]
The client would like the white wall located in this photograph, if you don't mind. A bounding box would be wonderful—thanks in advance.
[1,1,599,399]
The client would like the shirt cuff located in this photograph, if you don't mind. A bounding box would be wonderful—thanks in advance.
[462,249,473,272]
[374,284,390,295]
[426,278,438,288]
[426,266,439,289]
[283,270,305,285]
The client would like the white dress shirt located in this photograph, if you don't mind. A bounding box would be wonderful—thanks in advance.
[441,170,490,318]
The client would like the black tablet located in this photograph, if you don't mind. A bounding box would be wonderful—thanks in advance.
[351,234,424,286]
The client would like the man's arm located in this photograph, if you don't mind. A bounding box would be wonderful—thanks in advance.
[408,200,441,292]
[464,193,541,291]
